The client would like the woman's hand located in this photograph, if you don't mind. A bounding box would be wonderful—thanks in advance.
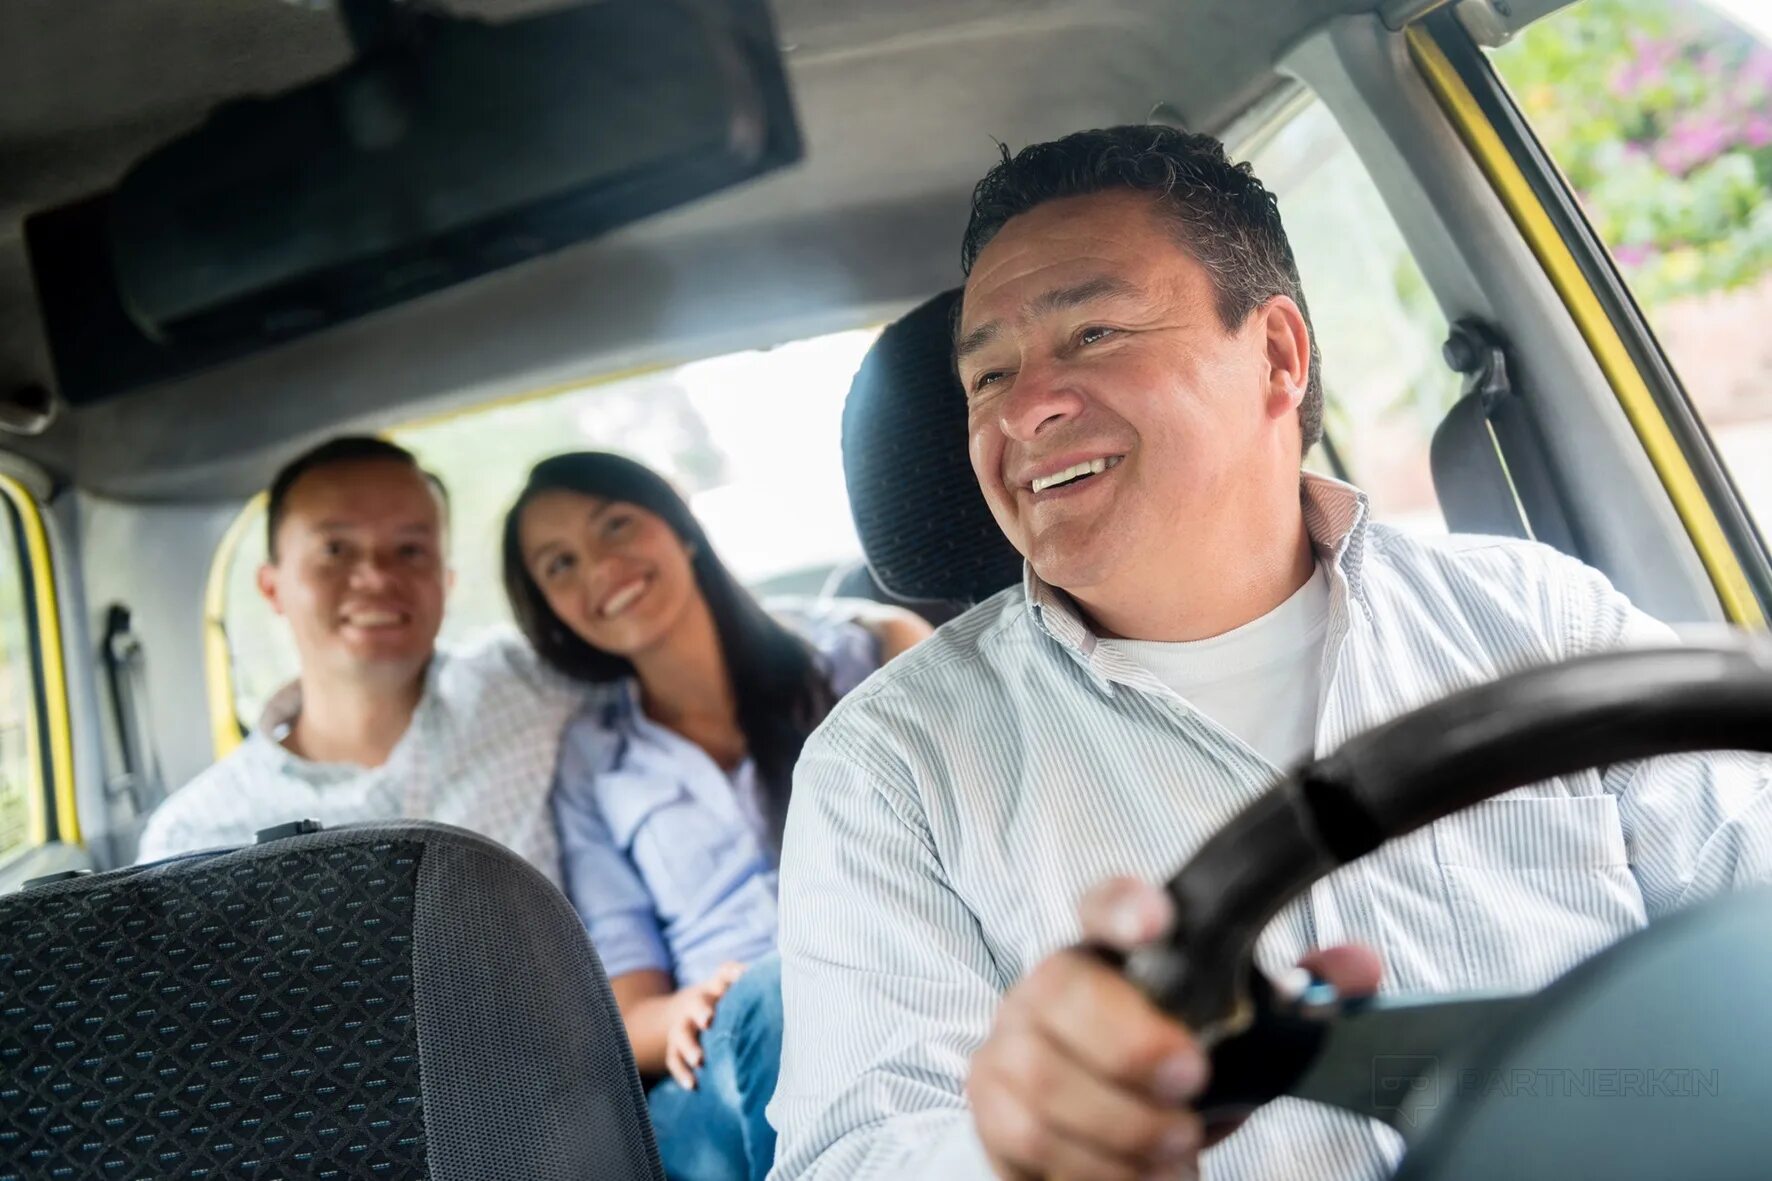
[663,961,749,1089]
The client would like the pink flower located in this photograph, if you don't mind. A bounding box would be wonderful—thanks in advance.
[1742,47,1772,92]
[1612,57,1657,97]
[1613,243,1653,269]
[1654,114,1733,173]
[1612,34,1680,97]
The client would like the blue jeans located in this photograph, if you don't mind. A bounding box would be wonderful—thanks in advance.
[647,955,782,1181]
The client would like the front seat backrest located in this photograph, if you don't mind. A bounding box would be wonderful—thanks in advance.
[0,822,663,1180]
[824,559,966,628]
[842,288,1023,605]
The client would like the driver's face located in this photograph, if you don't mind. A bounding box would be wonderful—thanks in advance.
[957,190,1302,596]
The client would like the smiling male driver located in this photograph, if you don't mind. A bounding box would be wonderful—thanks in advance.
[137,436,583,881]
[768,127,1772,1181]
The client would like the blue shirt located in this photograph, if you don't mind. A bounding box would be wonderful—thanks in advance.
[768,475,1772,1180]
[553,602,883,987]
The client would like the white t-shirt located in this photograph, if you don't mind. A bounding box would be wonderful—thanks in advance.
[1100,563,1331,769]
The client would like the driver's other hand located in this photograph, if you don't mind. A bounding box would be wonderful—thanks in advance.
[966,876,1385,1181]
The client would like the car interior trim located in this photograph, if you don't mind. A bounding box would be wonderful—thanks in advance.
[1,474,79,845]
[1407,23,1768,628]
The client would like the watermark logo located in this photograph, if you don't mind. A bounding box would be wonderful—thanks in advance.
[1370,1057,1722,1122]
[1372,1056,1439,1127]
[1454,1067,1721,1099]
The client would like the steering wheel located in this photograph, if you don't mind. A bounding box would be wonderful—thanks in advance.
[1116,639,1772,1179]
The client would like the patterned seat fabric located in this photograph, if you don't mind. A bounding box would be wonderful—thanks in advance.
[0,823,662,1181]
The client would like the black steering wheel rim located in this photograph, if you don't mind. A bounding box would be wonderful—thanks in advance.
[1126,638,1772,1043]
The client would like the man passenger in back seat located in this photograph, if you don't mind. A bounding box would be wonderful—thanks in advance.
[769,126,1772,1181]
[136,436,584,884]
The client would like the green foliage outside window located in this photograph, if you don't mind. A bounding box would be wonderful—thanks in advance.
[1494,0,1772,303]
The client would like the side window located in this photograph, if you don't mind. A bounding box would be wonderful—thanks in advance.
[1249,100,1463,533]
[0,484,55,863]
[1489,0,1772,535]
[216,329,881,730]
[0,500,37,862]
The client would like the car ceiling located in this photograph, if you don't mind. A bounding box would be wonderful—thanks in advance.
[0,0,1380,500]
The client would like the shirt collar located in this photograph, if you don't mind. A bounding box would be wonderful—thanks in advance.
[597,677,644,726]
[589,677,751,826]
[1022,473,1372,685]
[254,652,449,776]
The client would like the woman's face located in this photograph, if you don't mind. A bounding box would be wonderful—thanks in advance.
[518,489,703,660]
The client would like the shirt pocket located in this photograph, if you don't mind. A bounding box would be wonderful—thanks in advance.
[597,779,740,923]
[1431,792,1646,991]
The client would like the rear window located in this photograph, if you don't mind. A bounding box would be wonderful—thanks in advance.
[218,329,880,727]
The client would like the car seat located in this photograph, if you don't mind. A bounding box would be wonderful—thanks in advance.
[841,288,1023,608]
[0,821,663,1180]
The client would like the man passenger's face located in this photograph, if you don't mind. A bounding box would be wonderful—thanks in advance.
[956,190,1304,596]
[259,459,450,685]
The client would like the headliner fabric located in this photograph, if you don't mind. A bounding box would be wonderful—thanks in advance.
[0,822,662,1181]
[841,288,1024,604]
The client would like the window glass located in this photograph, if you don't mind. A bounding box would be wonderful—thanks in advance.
[1489,0,1772,534]
[0,499,42,862]
[218,106,1469,724]
[1250,100,1462,533]
[221,329,879,725]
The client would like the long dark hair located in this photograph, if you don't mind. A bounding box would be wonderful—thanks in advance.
[502,452,836,847]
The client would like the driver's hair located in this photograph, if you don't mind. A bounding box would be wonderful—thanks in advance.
[959,125,1324,454]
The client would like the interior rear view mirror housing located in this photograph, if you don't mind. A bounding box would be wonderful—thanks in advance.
[26,0,801,405]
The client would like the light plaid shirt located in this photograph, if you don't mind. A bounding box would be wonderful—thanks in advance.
[770,474,1772,1180]
[136,628,585,885]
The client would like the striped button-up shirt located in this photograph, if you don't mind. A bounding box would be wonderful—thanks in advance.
[769,474,1772,1180]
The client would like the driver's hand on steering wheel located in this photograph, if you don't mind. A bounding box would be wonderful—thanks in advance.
[967,876,1384,1181]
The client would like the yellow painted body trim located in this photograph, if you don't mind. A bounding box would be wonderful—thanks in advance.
[0,476,79,845]
[1408,27,1766,628]
[204,492,263,759]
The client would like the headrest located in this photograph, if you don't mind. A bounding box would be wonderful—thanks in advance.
[842,288,1024,604]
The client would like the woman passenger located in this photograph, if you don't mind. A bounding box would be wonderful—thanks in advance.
[502,452,929,1181]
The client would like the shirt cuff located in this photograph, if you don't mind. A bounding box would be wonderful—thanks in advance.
[586,913,672,980]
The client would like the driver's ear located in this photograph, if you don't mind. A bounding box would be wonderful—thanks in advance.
[256,563,285,617]
[1260,295,1311,419]
[445,566,458,595]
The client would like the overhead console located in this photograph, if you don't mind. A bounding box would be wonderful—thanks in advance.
[26,0,801,406]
